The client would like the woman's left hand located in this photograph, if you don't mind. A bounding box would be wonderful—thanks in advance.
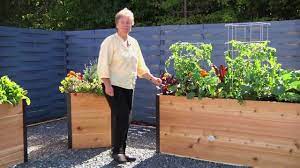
[151,76,162,86]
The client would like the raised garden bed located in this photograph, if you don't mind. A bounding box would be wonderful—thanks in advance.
[67,93,111,149]
[157,94,300,167]
[156,41,300,167]
[0,100,27,167]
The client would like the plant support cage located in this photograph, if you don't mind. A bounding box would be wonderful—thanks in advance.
[225,22,271,54]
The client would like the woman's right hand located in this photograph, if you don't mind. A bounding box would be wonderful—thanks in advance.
[101,78,114,96]
[105,85,114,96]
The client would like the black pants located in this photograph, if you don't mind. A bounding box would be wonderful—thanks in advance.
[102,84,133,154]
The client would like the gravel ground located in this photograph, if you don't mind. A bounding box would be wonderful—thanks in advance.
[12,119,247,168]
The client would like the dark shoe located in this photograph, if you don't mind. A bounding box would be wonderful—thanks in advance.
[125,155,136,162]
[112,154,127,164]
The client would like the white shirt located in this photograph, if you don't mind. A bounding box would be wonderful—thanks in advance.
[97,33,150,89]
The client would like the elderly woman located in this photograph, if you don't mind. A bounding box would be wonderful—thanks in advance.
[97,8,162,164]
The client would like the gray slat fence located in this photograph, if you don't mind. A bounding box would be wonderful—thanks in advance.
[0,26,66,124]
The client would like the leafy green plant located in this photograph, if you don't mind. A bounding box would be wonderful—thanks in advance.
[165,42,220,99]
[59,61,103,95]
[273,70,300,102]
[224,40,300,102]
[163,40,300,103]
[83,60,99,83]
[224,41,278,100]
[0,76,30,106]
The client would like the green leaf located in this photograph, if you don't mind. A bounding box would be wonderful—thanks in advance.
[186,92,195,99]
[282,72,292,81]
[278,92,300,102]
[289,81,300,92]
[272,85,285,96]
[169,85,177,92]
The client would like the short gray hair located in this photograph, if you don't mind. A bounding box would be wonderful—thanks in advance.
[115,8,134,26]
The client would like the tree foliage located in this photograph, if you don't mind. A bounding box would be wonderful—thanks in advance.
[1,0,299,30]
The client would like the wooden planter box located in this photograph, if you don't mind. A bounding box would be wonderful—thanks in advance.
[157,94,300,168]
[0,100,27,167]
[67,93,111,149]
